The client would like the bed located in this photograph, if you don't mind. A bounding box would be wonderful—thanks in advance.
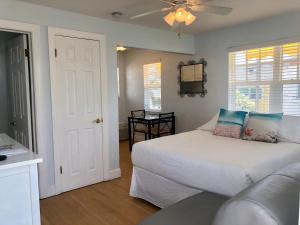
[130,129,300,208]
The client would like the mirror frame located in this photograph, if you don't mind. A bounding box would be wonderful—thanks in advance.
[178,58,208,97]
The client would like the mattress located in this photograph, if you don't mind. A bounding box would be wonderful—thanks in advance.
[131,130,300,197]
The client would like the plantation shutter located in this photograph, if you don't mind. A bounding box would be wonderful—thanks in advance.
[229,42,300,116]
[143,62,162,111]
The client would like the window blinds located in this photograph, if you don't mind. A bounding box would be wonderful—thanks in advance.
[143,62,162,111]
[229,42,300,116]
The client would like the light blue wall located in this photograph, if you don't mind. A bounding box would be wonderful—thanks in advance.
[194,12,300,125]
[0,0,195,197]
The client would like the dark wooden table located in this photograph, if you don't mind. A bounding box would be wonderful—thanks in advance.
[128,114,175,151]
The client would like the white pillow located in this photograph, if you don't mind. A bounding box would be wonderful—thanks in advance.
[279,115,300,144]
[197,113,219,132]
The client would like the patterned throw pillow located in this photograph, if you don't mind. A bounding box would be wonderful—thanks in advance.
[213,109,248,139]
[243,112,283,143]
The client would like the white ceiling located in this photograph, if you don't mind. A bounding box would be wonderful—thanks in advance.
[18,0,300,33]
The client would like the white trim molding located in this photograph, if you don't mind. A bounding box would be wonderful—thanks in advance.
[48,27,110,195]
[109,168,121,180]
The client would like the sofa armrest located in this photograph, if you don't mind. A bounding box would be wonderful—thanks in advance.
[213,163,300,225]
[139,192,228,225]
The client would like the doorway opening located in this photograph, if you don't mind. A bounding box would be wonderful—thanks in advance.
[117,47,164,151]
[117,46,193,151]
[0,30,36,152]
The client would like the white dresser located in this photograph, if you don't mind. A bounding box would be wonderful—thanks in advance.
[0,134,42,225]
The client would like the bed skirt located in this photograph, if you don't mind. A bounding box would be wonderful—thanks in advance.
[130,166,203,208]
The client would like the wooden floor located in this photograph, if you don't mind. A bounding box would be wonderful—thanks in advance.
[40,141,159,225]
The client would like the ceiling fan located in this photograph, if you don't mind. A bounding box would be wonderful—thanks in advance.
[130,0,232,27]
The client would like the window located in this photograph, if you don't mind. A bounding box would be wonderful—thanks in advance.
[143,62,161,111]
[229,42,300,116]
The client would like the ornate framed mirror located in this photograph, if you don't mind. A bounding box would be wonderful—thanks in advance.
[178,58,208,97]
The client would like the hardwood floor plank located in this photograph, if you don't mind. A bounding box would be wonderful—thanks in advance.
[41,141,159,225]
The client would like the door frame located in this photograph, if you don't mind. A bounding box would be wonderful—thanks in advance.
[0,19,53,193]
[0,20,41,153]
[48,27,110,195]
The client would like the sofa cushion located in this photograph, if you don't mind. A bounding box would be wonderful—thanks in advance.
[213,163,300,225]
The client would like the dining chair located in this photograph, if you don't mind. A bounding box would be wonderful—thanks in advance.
[151,112,175,138]
[131,110,145,118]
[130,110,148,144]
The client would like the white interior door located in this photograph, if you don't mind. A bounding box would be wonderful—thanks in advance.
[7,34,32,149]
[53,35,104,192]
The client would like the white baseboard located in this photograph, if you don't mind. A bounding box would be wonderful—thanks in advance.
[39,184,57,199]
[40,169,121,199]
[109,168,121,180]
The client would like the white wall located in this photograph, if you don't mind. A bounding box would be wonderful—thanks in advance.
[117,52,128,124]
[0,0,195,197]
[194,11,300,126]
[123,48,202,133]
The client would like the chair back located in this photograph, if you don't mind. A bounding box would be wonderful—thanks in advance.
[131,110,147,131]
[131,110,145,118]
[158,112,175,135]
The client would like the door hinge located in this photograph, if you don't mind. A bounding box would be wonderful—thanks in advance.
[25,48,30,58]
[60,166,63,174]
[55,48,58,57]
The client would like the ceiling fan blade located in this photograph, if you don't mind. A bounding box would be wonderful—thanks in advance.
[160,0,176,6]
[130,7,171,19]
[190,4,232,15]
[187,0,213,4]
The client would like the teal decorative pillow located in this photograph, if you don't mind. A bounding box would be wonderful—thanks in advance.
[243,112,283,143]
[213,109,248,139]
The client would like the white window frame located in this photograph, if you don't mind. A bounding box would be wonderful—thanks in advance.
[228,38,300,116]
[143,62,162,112]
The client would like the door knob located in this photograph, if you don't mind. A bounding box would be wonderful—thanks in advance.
[95,118,103,124]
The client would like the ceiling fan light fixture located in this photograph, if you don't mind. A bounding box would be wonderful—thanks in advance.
[164,12,176,26]
[175,7,188,23]
[129,0,233,32]
[116,46,127,52]
[185,11,196,26]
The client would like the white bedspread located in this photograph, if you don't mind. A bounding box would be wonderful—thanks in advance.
[132,130,300,197]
